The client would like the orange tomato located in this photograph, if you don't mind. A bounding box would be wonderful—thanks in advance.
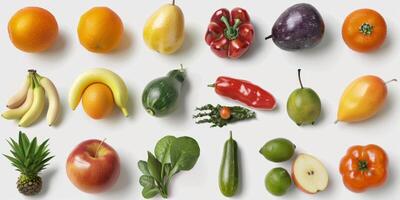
[342,9,386,53]
[337,75,391,123]
[82,83,114,119]
[8,7,59,52]
[78,7,124,53]
[339,144,388,193]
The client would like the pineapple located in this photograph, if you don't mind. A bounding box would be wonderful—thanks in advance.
[3,131,54,196]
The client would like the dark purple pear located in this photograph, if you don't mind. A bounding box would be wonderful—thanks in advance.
[266,3,325,51]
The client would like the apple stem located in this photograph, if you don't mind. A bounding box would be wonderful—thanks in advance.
[334,120,339,124]
[297,69,304,89]
[172,0,175,5]
[385,79,397,85]
[95,138,107,158]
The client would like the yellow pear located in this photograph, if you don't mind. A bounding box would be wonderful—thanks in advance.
[336,75,396,123]
[143,0,185,54]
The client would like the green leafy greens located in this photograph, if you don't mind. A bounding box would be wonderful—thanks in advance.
[138,135,200,199]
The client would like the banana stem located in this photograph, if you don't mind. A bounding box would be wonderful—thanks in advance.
[32,73,42,89]
[30,74,36,88]
[28,69,36,73]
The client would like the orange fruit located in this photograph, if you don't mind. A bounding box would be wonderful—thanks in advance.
[82,83,115,119]
[342,9,387,53]
[78,7,124,53]
[8,7,59,52]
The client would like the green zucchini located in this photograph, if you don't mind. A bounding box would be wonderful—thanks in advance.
[142,67,185,117]
[219,131,239,197]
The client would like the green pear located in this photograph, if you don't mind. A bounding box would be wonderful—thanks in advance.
[287,69,321,126]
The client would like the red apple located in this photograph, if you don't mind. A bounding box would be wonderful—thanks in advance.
[66,139,120,193]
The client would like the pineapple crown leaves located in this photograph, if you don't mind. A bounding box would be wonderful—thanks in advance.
[3,131,54,178]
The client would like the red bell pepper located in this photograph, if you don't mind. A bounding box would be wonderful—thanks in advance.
[209,76,277,110]
[205,8,255,59]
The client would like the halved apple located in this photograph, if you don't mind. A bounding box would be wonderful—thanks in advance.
[292,154,329,194]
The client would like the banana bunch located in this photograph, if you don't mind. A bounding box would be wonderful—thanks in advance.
[3,70,61,127]
[69,68,129,116]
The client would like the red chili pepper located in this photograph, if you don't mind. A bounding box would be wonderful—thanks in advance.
[209,76,277,110]
[205,8,255,59]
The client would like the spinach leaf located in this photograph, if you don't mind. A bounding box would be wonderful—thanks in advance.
[142,186,159,199]
[163,163,172,177]
[138,160,150,176]
[139,175,155,187]
[155,136,176,164]
[139,136,201,199]
[170,136,200,173]
[147,151,162,183]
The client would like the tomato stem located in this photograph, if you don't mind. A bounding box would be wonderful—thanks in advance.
[359,23,374,36]
[221,16,241,40]
[358,160,369,171]
[297,69,304,89]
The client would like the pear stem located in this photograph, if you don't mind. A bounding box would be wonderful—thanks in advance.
[385,79,397,85]
[172,0,175,5]
[95,138,107,158]
[297,69,304,89]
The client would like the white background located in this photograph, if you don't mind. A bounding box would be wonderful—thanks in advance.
[1,0,399,199]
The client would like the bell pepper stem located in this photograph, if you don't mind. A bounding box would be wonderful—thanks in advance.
[220,16,241,40]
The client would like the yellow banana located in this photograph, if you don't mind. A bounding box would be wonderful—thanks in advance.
[36,73,61,126]
[7,74,30,108]
[19,76,45,127]
[2,86,34,120]
[69,68,129,116]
